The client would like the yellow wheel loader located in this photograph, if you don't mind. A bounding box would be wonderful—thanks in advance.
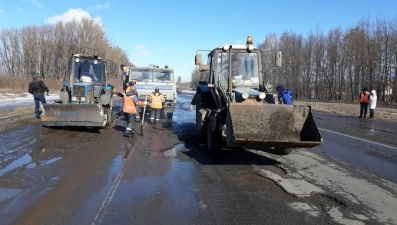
[41,53,115,128]
[192,36,322,155]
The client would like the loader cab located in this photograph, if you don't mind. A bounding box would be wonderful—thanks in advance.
[66,54,105,86]
[74,57,105,84]
[64,54,107,104]
[195,45,262,89]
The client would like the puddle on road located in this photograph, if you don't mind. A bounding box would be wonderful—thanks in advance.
[0,153,62,176]
[0,187,22,202]
[25,157,62,169]
[163,143,185,158]
[0,153,32,176]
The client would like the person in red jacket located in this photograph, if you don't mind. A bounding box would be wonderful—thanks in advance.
[358,87,370,118]
[148,87,165,124]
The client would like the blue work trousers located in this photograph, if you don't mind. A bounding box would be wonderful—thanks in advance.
[33,93,47,117]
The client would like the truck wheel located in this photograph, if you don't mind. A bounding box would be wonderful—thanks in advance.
[274,148,292,155]
[166,112,173,120]
[207,116,221,155]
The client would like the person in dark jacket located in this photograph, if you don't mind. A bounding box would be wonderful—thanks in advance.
[28,73,49,119]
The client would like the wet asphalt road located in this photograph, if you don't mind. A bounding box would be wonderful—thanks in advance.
[313,111,397,183]
[0,94,396,224]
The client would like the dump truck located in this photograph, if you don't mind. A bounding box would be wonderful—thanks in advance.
[41,53,114,127]
[193,36,322,155]
[125,65,180,120]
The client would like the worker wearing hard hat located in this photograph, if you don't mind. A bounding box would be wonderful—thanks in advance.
[125,81,142,121]
[148,87,165,124]
[116,82,140,137]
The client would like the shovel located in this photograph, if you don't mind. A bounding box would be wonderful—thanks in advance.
[140,95,148,136]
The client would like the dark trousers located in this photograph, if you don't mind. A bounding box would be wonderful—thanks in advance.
[33,93,47,117]
[150,109,161,122]
[124,113,135,131]
[359,102,368,118]
[370,109,375,118]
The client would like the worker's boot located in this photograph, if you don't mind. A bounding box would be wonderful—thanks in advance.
[123,130,133,137]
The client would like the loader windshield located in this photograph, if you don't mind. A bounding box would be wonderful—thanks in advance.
[75,59,104,83]
[216,52,259,87]
[129,68,174,83]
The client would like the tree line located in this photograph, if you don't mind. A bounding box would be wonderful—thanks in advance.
[0,17,131,81]
[191,17,397,103]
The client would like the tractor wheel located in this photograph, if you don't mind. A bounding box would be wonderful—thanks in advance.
[105,98,113,126]
[206,116,221,155]
[196,106,205,142]
[166,112,173,120]
[274,148,292,155]
[105,107,112,126]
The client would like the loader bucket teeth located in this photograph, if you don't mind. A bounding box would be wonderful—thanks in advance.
[226,103,322,148]
[41,104,106,127]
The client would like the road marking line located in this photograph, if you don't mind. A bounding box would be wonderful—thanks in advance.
[319,128,397,150]
[92,136,140,225]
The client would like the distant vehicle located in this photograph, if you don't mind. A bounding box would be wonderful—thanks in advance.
[193,36,322,155]
[125,65,180,120]
[41,53,115,127]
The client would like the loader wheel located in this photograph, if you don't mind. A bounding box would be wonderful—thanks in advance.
[206,116,221,155]
[106,107,112,126]
[274,148,292,155]
[166,112,173,120]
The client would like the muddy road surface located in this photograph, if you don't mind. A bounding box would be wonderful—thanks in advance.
[0,94,397,225]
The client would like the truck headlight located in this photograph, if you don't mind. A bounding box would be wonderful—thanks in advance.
[242,92,249,99]
[259,92,266,100]
[72,96,77,101]
[81,97,86,102]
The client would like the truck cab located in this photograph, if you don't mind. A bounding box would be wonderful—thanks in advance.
[126,65,180,120]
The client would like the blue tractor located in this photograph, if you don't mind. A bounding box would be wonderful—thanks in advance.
[41,53,115,127]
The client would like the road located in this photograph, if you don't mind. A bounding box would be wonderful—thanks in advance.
[0,94,396,225]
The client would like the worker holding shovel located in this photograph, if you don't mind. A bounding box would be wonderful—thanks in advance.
[116,83,140,137]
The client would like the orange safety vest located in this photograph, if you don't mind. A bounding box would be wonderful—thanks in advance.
[123,95,137,114]
[360,92,369,103]
[149,92,164,109]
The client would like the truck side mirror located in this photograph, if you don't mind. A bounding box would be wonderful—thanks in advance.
[276,51,282,67]
[195,54,202,65]
[199,64,210,71]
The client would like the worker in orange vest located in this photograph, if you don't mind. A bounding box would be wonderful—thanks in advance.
[125,81,142,122]
[116,84,140,137]
[358,87,370,118]
[148,87,165,124]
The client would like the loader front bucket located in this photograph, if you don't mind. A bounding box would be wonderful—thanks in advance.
[226,103,322,149]
[41,104,106,127]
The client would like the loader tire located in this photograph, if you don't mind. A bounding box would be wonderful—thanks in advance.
[274,148,292,155]
[166,112,173,120]
[106,107,112,126]
[105,98,113,126]
[206,116,221,155]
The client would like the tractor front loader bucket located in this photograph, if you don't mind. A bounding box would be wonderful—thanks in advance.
[226,103,322,149]
[41,104,106,127]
